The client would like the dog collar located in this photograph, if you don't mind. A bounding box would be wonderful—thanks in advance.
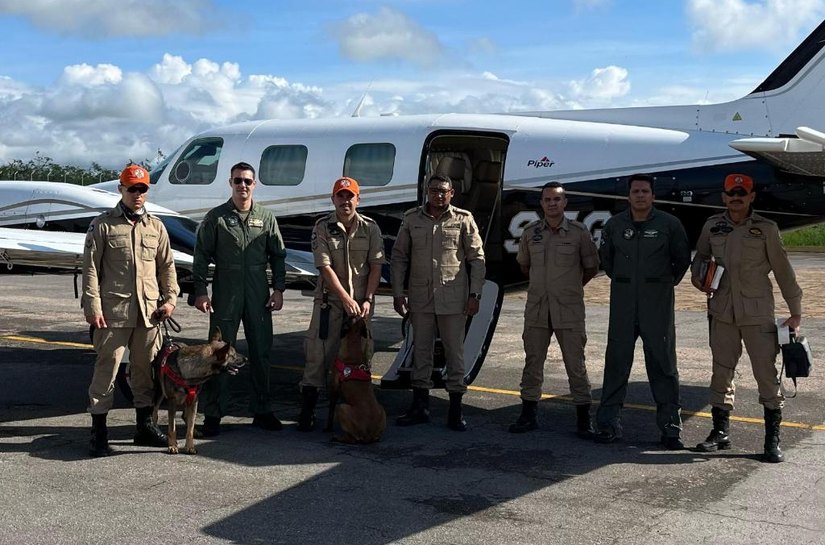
[334,358,372,382]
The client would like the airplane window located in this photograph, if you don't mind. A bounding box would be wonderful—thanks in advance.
[156,215,198,254]
[259,145,307,186]
[344,143,396,186]
[169,138,224,185]
[149,145,183,185]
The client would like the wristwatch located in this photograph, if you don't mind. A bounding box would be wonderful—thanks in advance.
[469,292,482,301]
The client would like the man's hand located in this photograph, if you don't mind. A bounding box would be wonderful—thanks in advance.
[194,295,212,314]
[86,314,107,329]
[465,297,480,316]
[266,290,284,312]
[342,295,360,317]
[783,314,802,333]
[359,300,372,318]
[393,296,408,317]
[153,302,175,321]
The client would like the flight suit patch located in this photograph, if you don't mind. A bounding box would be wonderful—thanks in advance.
[226,216,239,227]
[748,227,763,236]
[248,218,264,228]
[623,228,635,240]
[642,229,659,238]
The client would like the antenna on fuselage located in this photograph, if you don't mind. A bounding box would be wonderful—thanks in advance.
[351,81,373,117]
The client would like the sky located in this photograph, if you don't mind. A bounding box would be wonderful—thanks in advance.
[0,0,823,169]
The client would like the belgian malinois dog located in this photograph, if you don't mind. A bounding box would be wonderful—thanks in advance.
[152,328,246,454]
[325,316,386,444]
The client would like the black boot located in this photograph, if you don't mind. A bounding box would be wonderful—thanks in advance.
[575,404,595,439]
[297,386,319,432]
[89,413,113,457]
[199,416,221,438]
[133,406,168,447]
[509,400,538,433]
[396,388,430,426]
[696,407,731,452]
[763,407,784,463]
[447,392,467,432]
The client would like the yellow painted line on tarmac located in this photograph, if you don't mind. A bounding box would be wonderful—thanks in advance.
[0,334,92,349]
[5,335,825,431]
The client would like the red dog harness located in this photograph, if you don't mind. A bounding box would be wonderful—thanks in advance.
[334,358,372,382]
[158,343,200,406]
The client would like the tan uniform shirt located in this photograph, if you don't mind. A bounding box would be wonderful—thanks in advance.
[311,211,384,301]
[518,218,599,329]
[391,204,486,314]
[691,211,801,326]
[82,205,178,328]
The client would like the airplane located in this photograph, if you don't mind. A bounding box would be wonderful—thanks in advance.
[90,20,825,387]
[6,21,825,389]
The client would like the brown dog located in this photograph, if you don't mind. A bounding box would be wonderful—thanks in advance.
[152,328,246,454]
[325,316,386,443]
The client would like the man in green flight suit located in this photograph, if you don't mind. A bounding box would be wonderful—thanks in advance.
[193,161,287,436]
[595,173,691,449]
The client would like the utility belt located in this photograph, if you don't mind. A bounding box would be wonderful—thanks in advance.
[613,276,674,284]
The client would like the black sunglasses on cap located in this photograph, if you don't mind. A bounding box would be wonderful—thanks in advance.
[725,188,749,197]
[232,177,254,186]
[125,185,148,194]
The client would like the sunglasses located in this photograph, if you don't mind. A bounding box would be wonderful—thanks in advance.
[428,187,451,197]
[725,188,749,197]
[125,185,148,194]
[232,177,254,186]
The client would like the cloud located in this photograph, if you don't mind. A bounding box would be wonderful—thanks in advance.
[569,65,630,101]
[687,0,825,52]
[0,0,219,38]
[0,54,637,168]
[574,0,612,10]
[332,7,445,67]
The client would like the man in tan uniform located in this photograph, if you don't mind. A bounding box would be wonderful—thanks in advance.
[83,164,178,457]
[510,182,600,437]
[691,173,802,463]
[297,177,384,431]
[391,174,486,431]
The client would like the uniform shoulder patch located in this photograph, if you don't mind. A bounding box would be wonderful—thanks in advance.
[522,219,542,231]
[451,206,471,216]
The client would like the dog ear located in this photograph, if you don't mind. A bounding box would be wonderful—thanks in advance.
[215,342,230,363]
[210,327,223,343]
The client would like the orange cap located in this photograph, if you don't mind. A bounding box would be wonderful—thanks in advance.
[120,164,150,187]
[332,176,360,196]
[723,174,753,193]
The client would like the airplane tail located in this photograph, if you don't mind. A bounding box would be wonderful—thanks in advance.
[519,20,825,138]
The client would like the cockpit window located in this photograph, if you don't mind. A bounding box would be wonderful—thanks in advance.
[149,145,182,185]
[169,138,224,185]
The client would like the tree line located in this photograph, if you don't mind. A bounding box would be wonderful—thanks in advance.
[0,152,152,185]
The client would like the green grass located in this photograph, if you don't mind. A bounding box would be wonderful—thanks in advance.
[783,224,825,247]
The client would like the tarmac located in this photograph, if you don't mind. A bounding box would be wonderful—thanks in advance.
[1,256,823,545]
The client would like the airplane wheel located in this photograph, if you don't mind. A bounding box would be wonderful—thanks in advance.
[88,325,135,404]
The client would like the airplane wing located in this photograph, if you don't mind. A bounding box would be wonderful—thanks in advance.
[730,126,825,177]
[0,227,318,283]
[0,227,194,271]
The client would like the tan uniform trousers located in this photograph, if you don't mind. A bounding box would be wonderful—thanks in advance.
[709,318,783,410]
[88,326,161,414]
[411,312,467,393]
[301,301,375,389]
[521,324,591,404]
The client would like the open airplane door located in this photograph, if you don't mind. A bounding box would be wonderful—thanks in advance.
[381,130,507,389]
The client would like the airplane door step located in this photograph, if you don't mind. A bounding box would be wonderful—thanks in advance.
[381,279,503,389]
